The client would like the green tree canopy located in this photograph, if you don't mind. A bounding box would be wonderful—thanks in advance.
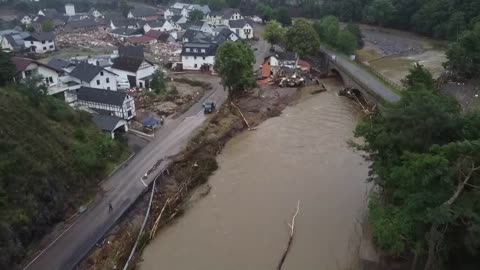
[256,3,275,22]
[0,51,15,86]
[314,15,340,45]
[364,0,396,26]
[263,20,285,45]
[285,19,320,58]
[150,70,167,94]
[402,63,435,90]
[345,23,364,48]
[444,22,480,79]
[354,66,480,269]
[275,7,292,26]
[214,42,255,97]
[335,29,357,55]
[189,9,204,22]
[42,19,53,32]
[447,11,467,41]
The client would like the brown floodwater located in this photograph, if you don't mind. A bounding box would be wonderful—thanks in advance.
[140,78,370,270]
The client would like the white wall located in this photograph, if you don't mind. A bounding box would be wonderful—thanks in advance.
[182,55,214,70]
[22,16,32,24]
[89,71,118,90]
[0,37,13,51]
[136,61,156,87]
[38,65,60,86]
[232,24,253,39]
[65,4,75,16]
[24,39,55,53]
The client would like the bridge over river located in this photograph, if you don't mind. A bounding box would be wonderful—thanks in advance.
[318,47,401,104]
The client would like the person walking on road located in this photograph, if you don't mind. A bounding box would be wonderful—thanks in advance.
[108,202,113,213]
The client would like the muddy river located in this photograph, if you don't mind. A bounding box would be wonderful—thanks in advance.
[140,79,370,270]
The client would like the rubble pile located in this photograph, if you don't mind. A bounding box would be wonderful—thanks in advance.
[56,31,118,49]
[145,42,182,64]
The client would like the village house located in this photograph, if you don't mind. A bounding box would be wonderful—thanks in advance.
[146,30,176,43]
[143,20,174,32]
[165,3,210,19]
[111,46,157,88]
[127,35,157,45]
[127,7,160,21]
[11,56,81,96]
[64,19,106,32]
[189,20,214,35]
[182,29,212,43]
[206,8,242,26]
[20,15,32,25]
[0,32,30,52]
[67,86,136,120]
[68,62,118,91]
[90,113,129,139]
[214,28,239,42]
[23,32,56,53]
[169,14,187,31]
[38,8,59,18]
[181,41,218,71]
[262,51,299,77]
[32,15,66,32]
[228,19,253,39]
[110,18,140,30]
[110,27,143,38]
[88,8,103,18]
[65,3,75,16]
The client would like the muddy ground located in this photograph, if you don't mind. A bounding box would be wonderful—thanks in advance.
[357,25,447,85]
[440,79,480,111]
[76,82,315,270]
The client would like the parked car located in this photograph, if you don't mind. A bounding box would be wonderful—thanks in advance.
[203,100,216,114]
[117,77,130,90]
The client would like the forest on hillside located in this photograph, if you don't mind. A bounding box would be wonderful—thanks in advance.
[0,80,128,269]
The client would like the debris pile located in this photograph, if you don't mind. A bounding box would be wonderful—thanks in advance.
[56,30,118,49]
[145,42,181,64]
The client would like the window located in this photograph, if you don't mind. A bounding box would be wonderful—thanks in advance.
[201,49,205,53]
[194,56,197,60]
[106,78,109,83]
[49,77,53,83]
[186,48,190,52]
[107,87,111,90]
[194,64,198,68]
[128,110,132,117]
[25,70,33,77]
[97,80,100,85]
[193,48,198,52]
[49,45,53,49]
[42,40,45,44]
[100,71,104,76]
[43,47,46,50]
[203,56,205,60]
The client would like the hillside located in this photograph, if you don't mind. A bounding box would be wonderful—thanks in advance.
[0,84,128,269]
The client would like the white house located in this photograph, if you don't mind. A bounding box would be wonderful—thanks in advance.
[110,27,143,38]
[189,20,213,35]
[143,20,174,32]
[111,57,156,88]
[127,7,159,21]
[263,51,298,76]
[11,57,81,96]
[0,32,29,51]
[65,3,75,16]
[23,32,56,53]
[214,27,239,42]
[68,62,118,90]
[181,42,217,71]
[20,15,32,25]
[206,8,243,26]
[68,87,136,120]
[228,19,253,39]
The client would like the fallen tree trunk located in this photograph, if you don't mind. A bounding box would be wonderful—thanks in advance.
[231,102,256,130]
[277,200,300,270]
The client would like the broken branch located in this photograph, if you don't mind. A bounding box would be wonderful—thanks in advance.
[231,102,256,131]
[277,200,300,270]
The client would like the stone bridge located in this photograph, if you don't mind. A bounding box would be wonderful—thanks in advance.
[316,48,400,104]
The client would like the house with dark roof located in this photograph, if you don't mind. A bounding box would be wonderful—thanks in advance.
[146,30,176,43]
[189,20,213,35]
[181,41,219,71]
[68,62,118,90]
[127,7,160,21]
[169,14,187,27]
[228,19,253,39]
[263,50,299,77]
[110,27,143,38]
[182,29,213,43]
[143,20,174,32]
[23,32,56,53]
[67,87,136,120]
[214,28,238,42]
[111,46,157,88]
[64,18,106,32]
[164,3,209,19]
[109,18,140,30]
[11,56,81,96]
[91,114,128,139]
[127,35,157,45]
[38,8,59,18]
[0,32,30,51]
[48,58,73,70]
[206,8,242,26]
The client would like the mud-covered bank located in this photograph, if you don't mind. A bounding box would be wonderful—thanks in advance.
[76,85,302,270]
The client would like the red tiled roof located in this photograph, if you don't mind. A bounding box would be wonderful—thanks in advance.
[145,29,161,39]
[127,35,156,44]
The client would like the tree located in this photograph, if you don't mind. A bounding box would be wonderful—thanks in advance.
[402,63,434,90]
[226,0,241,8]
[214,42,255,97]
[189,9,204,22]
[336,29,357,55]
[345,23,364,48]
[256,3,275,22]
[42,19,54,32]
[275,7,292,27]
[285,19,320,57]
[447,12,467,41]
[364,0,396,26]
[26,25,35,33]
[263,20,285,45]
[0,51,15,86]
[444,23,480,79]
[150,70,167,94]
[354,66,480,269]
[207,0,227,11]
[313,15,339,45]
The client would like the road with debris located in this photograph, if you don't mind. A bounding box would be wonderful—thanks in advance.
[23,75,227,270]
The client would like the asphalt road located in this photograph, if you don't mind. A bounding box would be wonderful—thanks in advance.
[23,75,227,270]
[321,47,400,103]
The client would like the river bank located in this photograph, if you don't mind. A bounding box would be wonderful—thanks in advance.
[77,81,302,269]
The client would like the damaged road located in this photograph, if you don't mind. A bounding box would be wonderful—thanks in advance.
[22,74,227,270]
